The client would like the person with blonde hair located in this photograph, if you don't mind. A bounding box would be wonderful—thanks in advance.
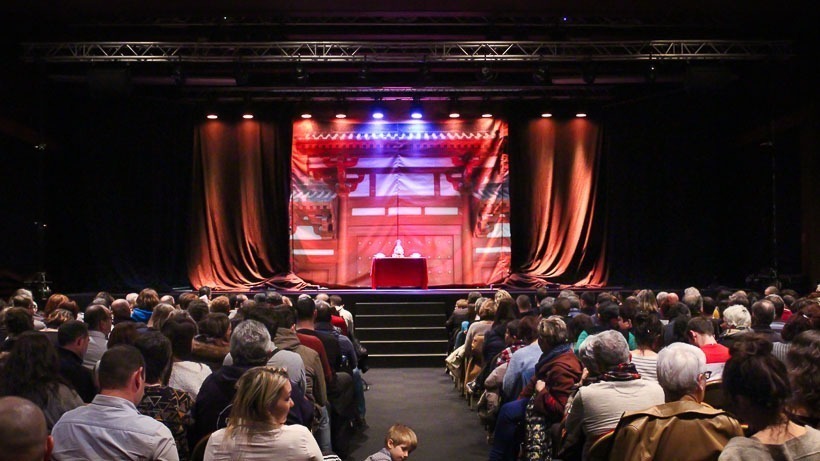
[364,423,418,461]
[203,366,323,461]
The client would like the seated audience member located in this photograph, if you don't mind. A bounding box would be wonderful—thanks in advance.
[209,296,231,316]
[609,343,743,460]
[630,312,662,381]
[636,289,659,314]
[131,288,161,324]
[41,309,75,344]
[82,304,111,369]
[719,334,820,460]
[365,423,418,461]
[107,321,140,348]
[56,320,96,403]
[110,299,133,325]
[125,292,139,307]
[162,317,211,399]
[662,302,692,346]
[773,303,820,362]
[515,294,536,318]
[272,305,327,407]
[482,299,518,366]
[148,303,176,331]
[0,306,34,352]
[191,320,271,446]
[786,330,820,428]
[187,299,210,323]
[464,300,496,365]
[490,316,582,461]
[0,332,83,431]
[315,302,357,373]
[330,295,353,335]
[718,304,752,350]
[0,396,53,461]
[204,366,323,461]
[51,345,179,460]
[446,299,470,352]
[561,330,665,459]
[134,331,194,461]
[767,294,787,332]
[751,299,783,343]
[160,294,176,306]
[43,294,70,317]
[178,292,198,312]
[198,286,212,302]
[574,303,637,352]
[191,313,232,371]
[687,316,730,382]
[501,315,543,401]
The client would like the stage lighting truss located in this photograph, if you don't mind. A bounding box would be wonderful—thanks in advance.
[23,40,792,64]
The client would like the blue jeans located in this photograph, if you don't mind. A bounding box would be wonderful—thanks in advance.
[488,398,528,461]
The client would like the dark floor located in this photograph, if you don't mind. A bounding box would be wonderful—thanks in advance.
[348,367,489,461]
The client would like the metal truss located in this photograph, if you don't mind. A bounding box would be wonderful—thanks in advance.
[24,40,791,64]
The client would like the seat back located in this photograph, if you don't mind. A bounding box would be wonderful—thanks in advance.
[587,430,614,461]
[703,379,726,410]
[190,432,212,461]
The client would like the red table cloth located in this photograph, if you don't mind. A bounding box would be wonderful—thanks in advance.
[370,257,429,289]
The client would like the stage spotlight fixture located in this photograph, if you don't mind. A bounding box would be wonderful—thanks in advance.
[241,97,254,119]
[532,65,551,84]
[206,113,218,120]
[646,62,658,83]
[448,97,460,118]
[477,66,497,83]
[410,97,424,119]
[541,112,553,118]
[480,97,493,118]
[575,112,588,118]
[294,63,309,83]
[372,98,385,120]
[357,60,370,82]
[334,98,348,119]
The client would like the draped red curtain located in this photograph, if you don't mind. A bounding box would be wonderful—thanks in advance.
[188,119,306,290]
[505,118,608,287]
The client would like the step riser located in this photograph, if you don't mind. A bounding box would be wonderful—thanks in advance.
[362,341,448,355]
[356,314,444,328]
[357,328,446,341]
[354,302,447,316]
[367,355,445,368]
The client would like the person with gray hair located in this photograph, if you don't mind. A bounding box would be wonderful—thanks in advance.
[190,319,274,444]
[608,343,742,460]
[560,330,665,459]
[719,304,752,350]
[682,287,704,316]
[0,396,53,461]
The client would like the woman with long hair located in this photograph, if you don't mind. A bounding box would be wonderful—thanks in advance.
[204,366,323,461]
[786,329,820,428]
[718,334,820,460]
[0,331,83,431]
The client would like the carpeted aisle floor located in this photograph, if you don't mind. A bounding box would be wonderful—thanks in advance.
[347,367,489,461]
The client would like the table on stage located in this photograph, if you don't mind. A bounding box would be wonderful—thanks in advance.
[370,257,429,289]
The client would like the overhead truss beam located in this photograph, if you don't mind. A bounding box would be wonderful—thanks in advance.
[24,40,791,64]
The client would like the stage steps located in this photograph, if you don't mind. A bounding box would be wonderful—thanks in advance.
[354,300,448,367]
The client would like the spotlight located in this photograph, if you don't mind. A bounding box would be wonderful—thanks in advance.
[410,97,424,119]
[477,66,497,83]
[294,63,309,83]
[334,98,348,119]
[300,112,312,119]
[532,65,551,84]
[575,112,587,118]
[206,113,218,120]
[541,112,553,118]
[447,97,460,118]
[372,98,385,120]
[241,97,254,119]
[646,62,658,83]
[357,60,370,82]
[480,97,493,118]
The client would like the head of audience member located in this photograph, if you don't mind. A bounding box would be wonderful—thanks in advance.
[2,307,34,338]
[786,330,820,424]
[134,330,173,386]
[125,292,138,307]
[537,316,569,354]
[263,291,282,306]
[539,298,556,318]
[315,301,334,324]
[228,366,292,432]
[209,296,231,315]
[663,292,680,317]
[580,291,596,311]
[494,298,517,326]
[723,304,751,331]
[687,316,718,347]
[108,322,140,348]
[657,342,708,402]
[667,302,691,322]
[781,303,820,342]
[98,345,147,404]
[198,313,231,343]
[454,298,468,313]
[148,303,175,330]
[577,331,602,379]
[197,286,212,301]
[43,294,69,316]
[620,297,639,324]
[178,292,198,311]
[504,319,521,346]
[94,291,115,307]
[235,294,249,308]
[57,320,90,358]
[89,298,108,308]
[515,295,532,314]
[636,289,658,313]
[84,304,113,335]
[587,330,631,374]
[764,295,785,320]
[682,287,703,316]
[295,295,317,324]
[187,299,210,323]
[535,287,549,305]
[45,308,74,329]
[253,293,267,304]
[598,303,628,331]
[136,288,160,313]
[494,289,513,304]
[568,313,594,344]
[273,305,299,330]
[110,299,132,324]
[728,292,750,309]
[315,293,329,303]
[763,285,779,296]
[230,320,274,366]
[751,299,776,329]
[0,332,63,407]
[161,317,198,361]
[0,396,53,461]
[477,299,497,321]
[244,304,280,341]
[160,295,176,307]
[383,423,418,461]
[723,334,791,433]
[633,311,663,352]
[702,296,717,318]
[656,291,668,308]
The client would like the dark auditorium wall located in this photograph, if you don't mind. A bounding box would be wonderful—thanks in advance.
[0,70,813,293]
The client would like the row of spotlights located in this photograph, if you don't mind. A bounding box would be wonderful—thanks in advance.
[206,109,587,120]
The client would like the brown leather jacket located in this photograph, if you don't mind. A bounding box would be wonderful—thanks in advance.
[609,395,743,461]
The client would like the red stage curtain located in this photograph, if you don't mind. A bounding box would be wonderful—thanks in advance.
[505,118,608,287]
[188,119,306,290]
